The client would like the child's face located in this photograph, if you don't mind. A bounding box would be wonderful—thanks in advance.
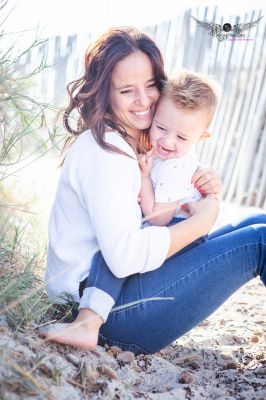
[149,97,210,159]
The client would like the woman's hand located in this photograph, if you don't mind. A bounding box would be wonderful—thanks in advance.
[187,195,220,233]
[187,194,219,218]
[167,195,219,258]
[191,166,221,198]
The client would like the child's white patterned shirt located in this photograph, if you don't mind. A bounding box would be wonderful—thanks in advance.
[151,150,202,217]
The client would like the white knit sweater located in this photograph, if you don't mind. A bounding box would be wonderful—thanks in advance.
[45,130,170,316]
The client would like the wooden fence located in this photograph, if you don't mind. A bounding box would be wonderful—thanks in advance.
[18,7,266,208]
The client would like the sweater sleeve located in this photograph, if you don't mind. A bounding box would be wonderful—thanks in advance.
[78,137,171,278]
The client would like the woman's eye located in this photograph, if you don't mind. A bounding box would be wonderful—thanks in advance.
[120,90,133,94]
[147,83,156,88]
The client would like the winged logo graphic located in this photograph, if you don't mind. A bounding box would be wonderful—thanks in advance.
[232,17,263,35]
[191,16,222,36]
[191,16,263,40]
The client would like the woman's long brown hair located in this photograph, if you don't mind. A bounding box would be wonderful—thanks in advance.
[61,26,167,160]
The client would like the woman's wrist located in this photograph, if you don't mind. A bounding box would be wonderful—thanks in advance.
[190,213,212,235]
[192,207,218,234]
[167,215,206,258]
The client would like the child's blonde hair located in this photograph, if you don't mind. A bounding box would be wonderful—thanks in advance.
[162,70,221,126]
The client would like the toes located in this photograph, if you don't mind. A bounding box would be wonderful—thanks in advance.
[38,323,67,337]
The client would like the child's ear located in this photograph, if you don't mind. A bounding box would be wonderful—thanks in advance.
[199,130,211,141]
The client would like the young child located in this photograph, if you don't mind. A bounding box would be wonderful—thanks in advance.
[43,70,220,348]
[138,70,220,227]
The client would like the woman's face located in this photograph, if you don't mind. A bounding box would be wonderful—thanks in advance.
[109,50,160,140]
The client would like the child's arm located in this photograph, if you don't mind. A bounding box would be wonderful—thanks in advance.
[138,152,155,216]
[143,197,179,226]
[138,153,179,226]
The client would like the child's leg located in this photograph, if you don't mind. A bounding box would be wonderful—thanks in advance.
[40,252,126,349]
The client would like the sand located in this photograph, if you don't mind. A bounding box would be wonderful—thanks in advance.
[0,278,265,399]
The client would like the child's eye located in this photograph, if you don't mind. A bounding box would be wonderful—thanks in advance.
[178,136,187,141]
[157,125,166,131]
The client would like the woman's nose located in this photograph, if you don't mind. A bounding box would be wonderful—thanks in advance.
[135,89,151,107]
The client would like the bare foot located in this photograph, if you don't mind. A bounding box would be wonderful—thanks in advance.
[39,309,103,350]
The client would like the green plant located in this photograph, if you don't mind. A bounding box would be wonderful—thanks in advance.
[0,0,69,331]
[0,0,64,183]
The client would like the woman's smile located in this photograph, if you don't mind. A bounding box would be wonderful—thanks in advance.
[133,108,152,117]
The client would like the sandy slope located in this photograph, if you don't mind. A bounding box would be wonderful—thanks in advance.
[0,278,265,399]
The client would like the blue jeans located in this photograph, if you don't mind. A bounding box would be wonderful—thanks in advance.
[79,214,266,355]
[79,218,208,310]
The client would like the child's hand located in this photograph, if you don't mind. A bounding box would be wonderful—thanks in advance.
[138,148,153,178]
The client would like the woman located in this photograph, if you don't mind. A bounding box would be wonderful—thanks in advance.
[42,27,265,355]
